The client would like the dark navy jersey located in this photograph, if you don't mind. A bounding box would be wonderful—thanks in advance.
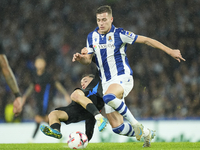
[31,70,55,115]
[77,71,104,110]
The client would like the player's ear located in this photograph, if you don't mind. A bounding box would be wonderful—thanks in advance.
[111,17,113,23]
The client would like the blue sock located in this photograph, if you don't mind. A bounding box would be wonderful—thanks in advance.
[112,122,135,137]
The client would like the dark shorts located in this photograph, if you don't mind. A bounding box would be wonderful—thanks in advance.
[55,101,94,125]
[35,101,51,116]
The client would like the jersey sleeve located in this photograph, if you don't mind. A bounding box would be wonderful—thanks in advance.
[86,32,94,54]
[119,29,138,45]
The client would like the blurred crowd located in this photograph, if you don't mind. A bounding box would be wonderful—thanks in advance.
[0,0,199,122]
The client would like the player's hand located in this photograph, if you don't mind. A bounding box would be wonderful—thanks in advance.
[72,53,83,62]
[81,47,88,55]
[170,49,186,62]
[13,97,23,116]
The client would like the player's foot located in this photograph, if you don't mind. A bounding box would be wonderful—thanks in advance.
[40,124,62,139]
[143,129,156,147]
[96,116,108,132]
[132,123,144,141]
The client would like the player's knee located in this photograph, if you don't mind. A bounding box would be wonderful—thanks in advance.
[70,90,82,103]
[48,111,57,120]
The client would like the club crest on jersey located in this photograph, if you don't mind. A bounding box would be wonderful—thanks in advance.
[125,31,134,39]
[94,38,97,42]
[108,36,113,42]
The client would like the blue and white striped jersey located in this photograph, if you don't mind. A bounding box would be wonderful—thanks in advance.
[87,25,138,83]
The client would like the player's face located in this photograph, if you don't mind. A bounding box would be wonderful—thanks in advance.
[96,12,113,34]
[81,76,93,89]
[35,58,46,71]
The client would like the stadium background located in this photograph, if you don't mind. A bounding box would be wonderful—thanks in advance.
[0,0,199,142]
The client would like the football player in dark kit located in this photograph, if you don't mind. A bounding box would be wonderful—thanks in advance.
[40,72,108,141]
[22,56,71,141]
[0,42,22,116]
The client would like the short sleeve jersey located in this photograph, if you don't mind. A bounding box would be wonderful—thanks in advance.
[86,25,138,83]
[31,70,55,112]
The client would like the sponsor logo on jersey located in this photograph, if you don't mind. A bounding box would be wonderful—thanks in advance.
[125,31,135,39]
[93,45,97,51]
[98,44,115,49]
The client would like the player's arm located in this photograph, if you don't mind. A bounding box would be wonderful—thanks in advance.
[55,81,71,104]
[135,35,186,62]
[0,55,21,96]
[85,117,96,142]
[72,47,93,65]
[0,54,23,115]
[22,83,34,105]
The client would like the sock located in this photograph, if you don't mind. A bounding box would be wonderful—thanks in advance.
[112,122,135,137]
[50,123,61,132]
[143,127,150,137]
[103,94,138,125]
[86,103,100,116]
[32,123,40,139]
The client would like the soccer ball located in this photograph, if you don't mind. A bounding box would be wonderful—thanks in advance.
[67,131,88,149]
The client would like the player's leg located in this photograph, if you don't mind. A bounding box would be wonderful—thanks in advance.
[102,75,146,141]
[40,110,68,139]
[106,111,135,137]
[32,115,43,139]
[103,84,145,140]
[106,105,155,146]
[71,89,108,131]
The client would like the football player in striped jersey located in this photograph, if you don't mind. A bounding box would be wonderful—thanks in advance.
[73,5,185,147]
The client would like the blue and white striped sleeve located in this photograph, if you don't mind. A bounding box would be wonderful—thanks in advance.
[86,32,94,54]
[119,29,138,45]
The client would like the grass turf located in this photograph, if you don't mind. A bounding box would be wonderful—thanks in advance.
[0,142,199,150]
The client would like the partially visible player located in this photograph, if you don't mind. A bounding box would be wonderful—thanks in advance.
[22,56,71,141]
[0,42,22,116]
[40,73,107,141]
[40,71,139,141]
[72,5,185,147]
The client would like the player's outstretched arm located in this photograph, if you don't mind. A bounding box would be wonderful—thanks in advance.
[135,35,186,62]
[55,81,71,104]
[0,55,21,95]
[72,47,93,65]
[0,54,23,116]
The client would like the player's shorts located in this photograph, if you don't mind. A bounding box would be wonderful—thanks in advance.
[55,101,94,124]
[35,103,50,117]
[102,74,134,114]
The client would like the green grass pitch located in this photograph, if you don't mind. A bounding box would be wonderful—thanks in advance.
[0,142,199,150]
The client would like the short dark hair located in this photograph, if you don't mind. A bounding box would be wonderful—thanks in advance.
[35,55,45,61]
[96,5,112,15]
[82,74,95,79]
